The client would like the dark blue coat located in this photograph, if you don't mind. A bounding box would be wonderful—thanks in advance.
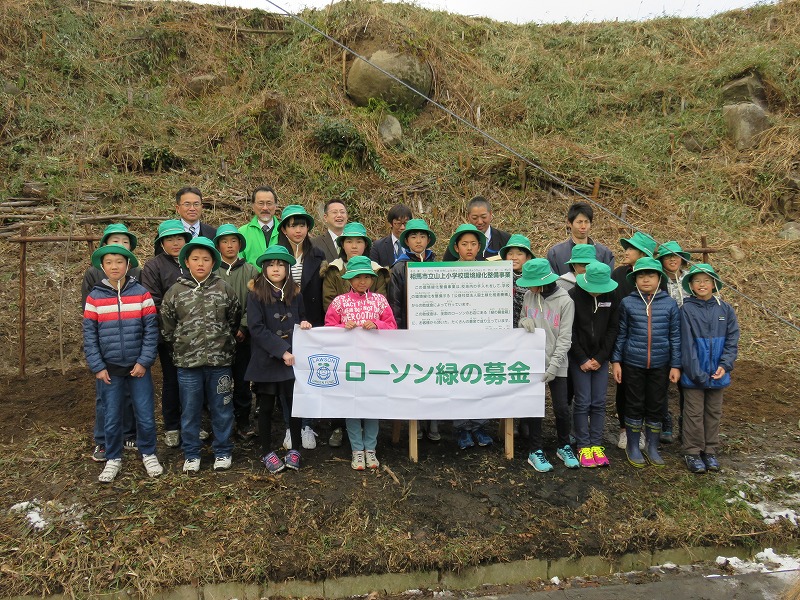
[245,290,306,383]
[680,295,739,389]
[612,289,681,369]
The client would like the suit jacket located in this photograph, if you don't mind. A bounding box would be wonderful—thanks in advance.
[154,221,217,256]
[442,226,511,261]
[311,231,338,262]
[370,235,400,267]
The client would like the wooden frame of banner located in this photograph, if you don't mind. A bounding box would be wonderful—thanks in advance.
[392,419,514,462]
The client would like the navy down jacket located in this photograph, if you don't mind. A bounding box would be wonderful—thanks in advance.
[680,295,739,389]
[612,289,681,369]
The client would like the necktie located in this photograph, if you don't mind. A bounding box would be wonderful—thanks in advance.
[262,224,272,244]
[189,225,198,238]
[394,240,400,258]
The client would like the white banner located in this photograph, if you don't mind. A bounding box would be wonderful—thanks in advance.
[292,327,545,419]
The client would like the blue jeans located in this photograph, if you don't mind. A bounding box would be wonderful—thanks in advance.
[346,418,379,451]
[100,370,157,460]
[178,366,234,459]
[232,340,252,427]
[570,360,609,447]
[94,379,136,446]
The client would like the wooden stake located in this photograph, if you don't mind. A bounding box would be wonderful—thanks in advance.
[409,419,418,463]
[591,177,601,200]
[19,226,27,378]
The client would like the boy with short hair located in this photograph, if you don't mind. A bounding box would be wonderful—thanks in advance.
[83,244,162,483]
[679,264,739,474]
[160,237,242,473]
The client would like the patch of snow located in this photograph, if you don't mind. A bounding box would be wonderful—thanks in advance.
[403,590,423,595]
[549,577,560,585]
[713,548,800,575]
[8,498,86,531]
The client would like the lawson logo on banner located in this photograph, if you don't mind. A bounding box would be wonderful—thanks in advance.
[307,354,340,388]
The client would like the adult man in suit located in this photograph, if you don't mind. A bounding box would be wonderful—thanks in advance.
[546,201,614,275]
[155,186,216,255]
[370,203,412,267]
[311,199,348,262]
[239,185,280,267]
[442,196,511,261]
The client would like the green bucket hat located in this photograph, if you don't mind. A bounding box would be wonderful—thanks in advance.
[336,222,372,252]
[499,234,534,260]
[278,204,315,231]
[100,223,138,250]
[214,223,247,250]
[565,243,597,265]
[626,256,665,285]
[398,218,436,249]
[446,224,487,259]
[341,255,377,280]
[620,231,657,258]
[155,219,191,246]
[256,245,297,269]
[179,236,221,271]
[576,262,618,294]
[91,244,139,270]
[516,258,559,287]
[655,240,691,262]
[682,263,724,296]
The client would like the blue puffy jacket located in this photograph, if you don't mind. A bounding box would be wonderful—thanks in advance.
[612,289,681,369]
[679,295,739,389]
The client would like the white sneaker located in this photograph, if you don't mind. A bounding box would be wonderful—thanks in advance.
[365,450,379,469]
[617,429,627,450]
[183,457,201,473]
[283,428,292,450]
[164,430,180,448]
[98,458,122,483]
[351,450,365,471]
[214,456,232,471]
[142,454,163,478]
[301,426,317,450]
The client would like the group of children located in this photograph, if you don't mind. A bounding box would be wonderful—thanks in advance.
[82,201,739,483]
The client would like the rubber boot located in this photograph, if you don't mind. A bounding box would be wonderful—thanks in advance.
[644,422,666,467]
[624,418,646,468]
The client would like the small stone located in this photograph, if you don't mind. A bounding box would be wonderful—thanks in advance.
[378,114,403,146]
[778,222,800,241]
[729,245,746,261]
[723,102,771,149]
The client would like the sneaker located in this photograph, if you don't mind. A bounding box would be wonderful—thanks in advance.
[98,458,122,483]
[527,450,553,473]
[183,457,201,473]
[417,426,424,440]
[284,450,301,470]
[660,429,674,444]
[164,430,180,448]
[365,450,379,469]
[351,450,366,471]
[282,428,292,450]
[301,426,317,450]
[701,452,720,472]
[329,427,343,448]
[457,429,475,450]
[685,454,707,474]
[213,456,232,471]
[92,445,107,462]
[557,444,580,469]
[124,438,138,451]
[474,428,493,447]
[142,454,163,477]
[261,451,285,474]
[578,447,597,468]
[591,446,610,467]
[199,429,210,442]
[617,429,627,450]
[427,429,441,442]
[236,423,256,441]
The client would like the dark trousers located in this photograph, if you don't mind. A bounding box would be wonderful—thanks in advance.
[621,363,669,424]
[157,342,181,431]
[256,380,301,456]
[523,376,570,452]
[615,380,626,428]
[231,340,252,427]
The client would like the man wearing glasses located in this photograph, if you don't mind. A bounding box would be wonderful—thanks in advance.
[156,187,217,255]
[312,199,349,262]
[370,203,412,267]
[239,186,280,267]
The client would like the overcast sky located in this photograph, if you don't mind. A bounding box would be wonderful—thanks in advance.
[186,0,774,24]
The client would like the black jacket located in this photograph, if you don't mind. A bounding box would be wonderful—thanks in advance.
[568,285,619,366]
[245,289,306,383]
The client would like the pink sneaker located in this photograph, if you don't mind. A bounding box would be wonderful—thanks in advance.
[578,447,597,468]
[592,446,610,467]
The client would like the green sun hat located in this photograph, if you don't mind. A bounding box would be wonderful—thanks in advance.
[620,231,657,258]
[576,262,618,294]
[341,255,377,279]
[499,234,534,260]
[278,204,315,231]
[625,256,665,285]
[179,236,221,271]
[682,263,724,296]
[655,240,691,262]
[100,223,138,250]
[446,224,487,259]
[516,258,559,287]
[398,218,436,249]
[565,243,597,264]
[155,219,191,246]
[336,222,372,252]
[213,223,247,250]
[91,244,139,270]
[256,245,297,269]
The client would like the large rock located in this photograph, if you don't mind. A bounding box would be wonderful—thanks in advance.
[186,74,224,98]
[721,73,768,109]
[378,114,402,146]
[723,103,771,149]
[347,51,433,109]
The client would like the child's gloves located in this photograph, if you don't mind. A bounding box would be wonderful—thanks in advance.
[519,318,536,332]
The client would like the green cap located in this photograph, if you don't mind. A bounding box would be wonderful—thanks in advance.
[91,244,139,270]
[626,256,664,285]
[278,204,315,230]
[516,258,559,287]
[565,243,597,265]
[398,218,436,249]
[214,223,247,250]
[446,224,487,259]
[100,223,138,250]
[620,231,657,258]
[499,234,534,260]
[656,240,690,262]
[682,263,723,296]
[179,236,221,271]
[155,219,191,246]
[256,245,297,269]
[576,262,618,294]
[336,222,372,252]
[341,255,377,279]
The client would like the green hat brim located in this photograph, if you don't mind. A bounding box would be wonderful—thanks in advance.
[101,228,138,250]
[336,233,372,252]
[214,230,247,251]
[256,247,297,268]
[278,205,315,231]
[517,272,559,287]
[626,268,664,286]
[682,265,723,296]
[399,223,436,249]
[342,268,378,280]
[657,249,691,262]
[499,245,533,260]
[446,226,487,259]
[179,237,222,271]
[91,245,139,270]
[156,228,192,246]
[576,273,618,294]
